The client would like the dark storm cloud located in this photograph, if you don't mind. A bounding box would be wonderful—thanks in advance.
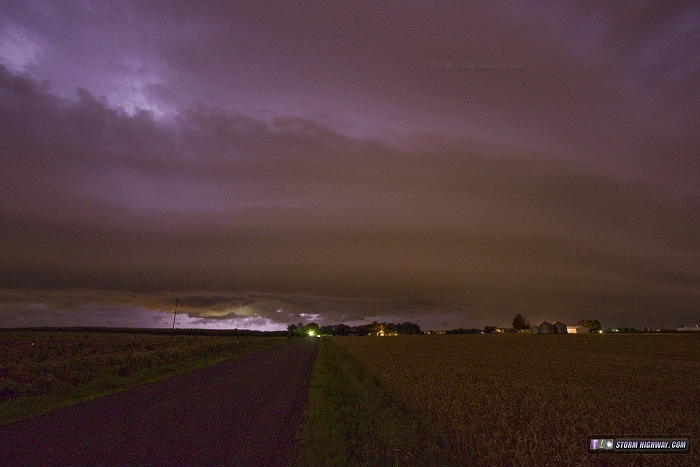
[1,2,699,328]
[122,0,700,187]
[1,64,697,329]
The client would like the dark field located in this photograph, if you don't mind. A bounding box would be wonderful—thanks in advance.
[0,329,288,424]
[3,330,698,465]
[303,334,700,466]
[0,338,317,466]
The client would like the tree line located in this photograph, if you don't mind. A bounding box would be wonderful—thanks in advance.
[442,315,606,334]
[287,315,609,337]
[287,320,423,336]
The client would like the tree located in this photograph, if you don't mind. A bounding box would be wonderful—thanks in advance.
[386,323,399,335]
[301,322,320,336]
[578,319,602,332]
[370,321,386,336]
[399,321,422,335]
[512,314,531,331]
[352,324,372,335]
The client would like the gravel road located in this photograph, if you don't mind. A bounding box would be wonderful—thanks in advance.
[0,338,318,466]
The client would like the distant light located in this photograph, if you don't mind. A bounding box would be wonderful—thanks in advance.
[308,330,315,336]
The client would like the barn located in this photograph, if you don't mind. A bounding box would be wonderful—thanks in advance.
[567,326,589,334]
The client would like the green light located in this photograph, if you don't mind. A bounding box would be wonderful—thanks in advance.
[308,330,315,336]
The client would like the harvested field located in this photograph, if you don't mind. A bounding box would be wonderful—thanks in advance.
[328,334,699,465]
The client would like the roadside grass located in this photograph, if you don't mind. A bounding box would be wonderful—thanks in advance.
[298,337,460,466]
[0,330,289,425]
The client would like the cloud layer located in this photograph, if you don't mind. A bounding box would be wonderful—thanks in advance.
[1,1,698,329]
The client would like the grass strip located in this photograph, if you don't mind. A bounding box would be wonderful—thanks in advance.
[298,337,457,466]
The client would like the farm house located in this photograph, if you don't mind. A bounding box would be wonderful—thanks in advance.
[567,326,589,334]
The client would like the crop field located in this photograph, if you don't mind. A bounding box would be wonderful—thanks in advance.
[0,329,287,425]
[305,334,699,466]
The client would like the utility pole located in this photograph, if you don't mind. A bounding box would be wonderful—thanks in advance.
[172,299,178,329]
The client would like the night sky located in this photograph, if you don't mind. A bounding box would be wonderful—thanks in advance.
[1,2,698,331]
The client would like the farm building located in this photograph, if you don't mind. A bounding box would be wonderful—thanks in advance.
[567,326,589,334]
[532,321,569,334]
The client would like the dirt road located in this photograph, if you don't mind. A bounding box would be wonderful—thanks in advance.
[0,338,317,466]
